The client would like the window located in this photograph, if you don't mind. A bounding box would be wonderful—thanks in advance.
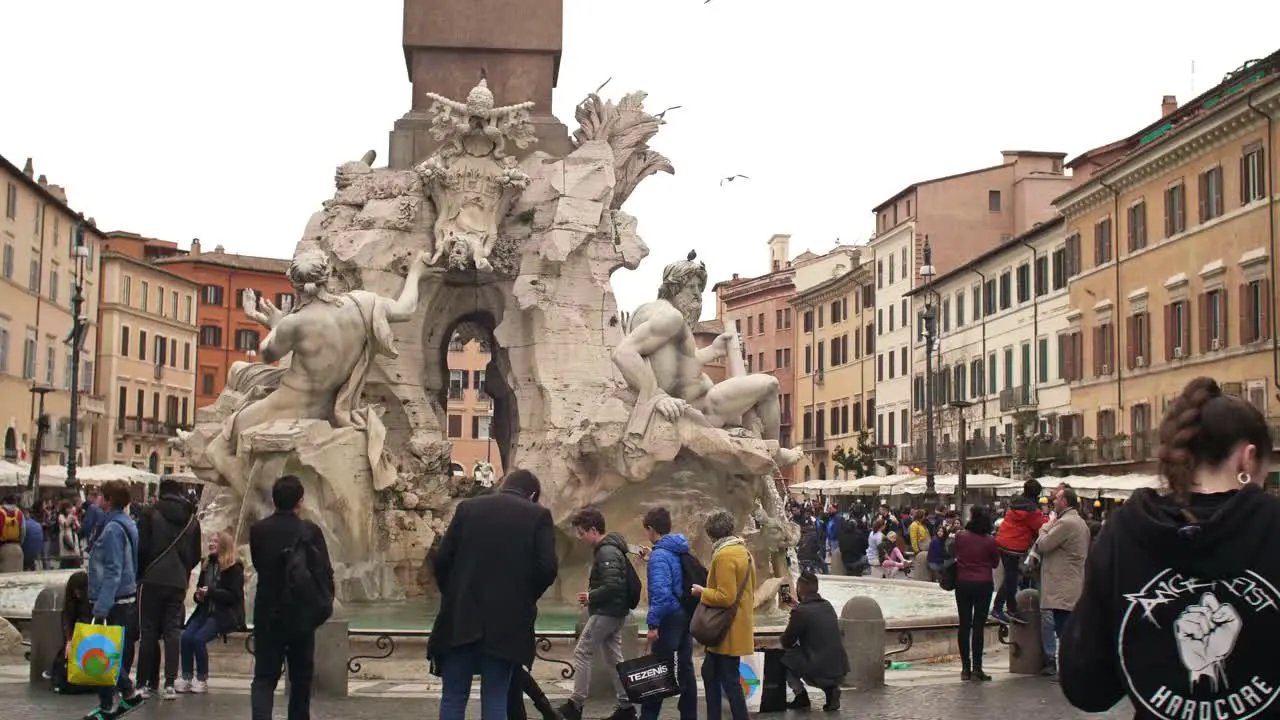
[49,270,59,303]
[804,345,812,374]
[756,313,764,333]
[1015,263,1030,303]
[1031,256,1047,297]
[1164,183,1187,237]
[988,190,1002,212]
[447,414,463,438]
[888,305,894,332]
[1050,248,1066,290]
[1058,331,1083,381]
[120,326,131,357]
[746,316,753,335]
[913,376,925,411]
[1127,201,1147,252]
[953,364,967,402]
[970,358,984,397]
[1,244,11,280]
[170,338,177,368]
[776,348,783,369]
[817,340,825,370]
[1242,143,1267,204]
[0,324,7,373]
[784,308,792,329]
[199,326,222,347]
[185,295,194,323]
[802,310,813,333]
[865,322,875,353]
[888,260,894,285]
[971,286,980,322]
[1093,217,1113,266]
[138,331,148,361]
[171,290,179,319]
[1198,167,1225,223]
[22,330,36,379]
[900,248,907,279]
[899,346,906,376]
[448,370,465,400]
[1037,337,1049,383]
[202,373,215,396]
[1126,312,1152,369]
[28,260,39,292]
[1165,300,1190,360]
[183,342,191,370]
[734,319,741,335]
[955,291,966,328]
[877,354,884,381]
[886,412,894,447]
[235,329,261,352]
[802,410,813,440]
[1093,323,1115,376]
[1003,348,1014,390]
[1064,234,1082,277]
[987,352,997,395]
[45,341,55,384]
[830,301,842,324]
[818,305,824,328]
[941,298,950,333]
[472,415,491,439]
[830,407,839,436]
[877,309,883,335]
[202,284,224,306]
[983,279,997,316]
[877,261,883,289]
[776,310,783,330]
[1201,289,1227,351]
[140,281,149,311]
[4,183,15,219]
[1242,279,1272,344]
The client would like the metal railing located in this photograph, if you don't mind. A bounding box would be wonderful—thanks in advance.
[999,385,1037,413]
[1059,431,1154,465]
[115,416,178,437]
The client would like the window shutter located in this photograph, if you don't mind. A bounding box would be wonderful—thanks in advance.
[1241,155,1249,206]
[1220,289,1229,348]
[1125,316,1135,369]
[1181,300,1192,353]
[1197,173,1209,224]
[1062,336,1073,381]
[1262,147,1269,197]
[1143,314,1152,362]
[1163,189,1172,237]
[1262,280,1273,341]
[1092,327,1102,376]
[1240,283,1252,344]
[1199,293,1211,354]
[1164,304,1174,361]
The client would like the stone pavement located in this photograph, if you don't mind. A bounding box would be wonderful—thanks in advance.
[0,656,1134,719]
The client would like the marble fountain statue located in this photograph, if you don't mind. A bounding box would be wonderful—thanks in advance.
[171,76,806,617]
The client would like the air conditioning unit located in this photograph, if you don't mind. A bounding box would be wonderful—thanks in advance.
[1211,338,1221,351]
[1173,346,1184,359]
[1101,364,1111,375]
[815,371,825,386]
[1135,356,1146,368]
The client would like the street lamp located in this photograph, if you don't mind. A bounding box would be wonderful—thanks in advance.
[949,399,975,520]
[65,219,90,490]
[27,385,53,504]
[919,239,938,499]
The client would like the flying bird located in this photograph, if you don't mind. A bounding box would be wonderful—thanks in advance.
[595,77,612,94]
[720,175,750,186]
[656,105,682,119]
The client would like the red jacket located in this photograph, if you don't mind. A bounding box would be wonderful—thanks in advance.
[996,497,1047,553]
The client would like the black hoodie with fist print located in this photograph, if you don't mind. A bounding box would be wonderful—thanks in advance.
[1060,484,1280,720]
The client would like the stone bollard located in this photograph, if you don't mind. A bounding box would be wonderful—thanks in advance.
[829,547,845,576]
[576,609,638,699]
[29,584,66,685]
[839,596,885,690]
[1008,589,1044,675]
[313,618,350,697]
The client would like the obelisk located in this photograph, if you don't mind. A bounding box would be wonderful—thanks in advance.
[389,0,573,168]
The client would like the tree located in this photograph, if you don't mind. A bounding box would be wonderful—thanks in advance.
[1012,409,1065,477]
[832,430,878,479]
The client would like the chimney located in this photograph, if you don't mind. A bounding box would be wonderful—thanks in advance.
[22,159,33,178]
[766,233,791,274]
[46,185,67,203]
[214,244,225,253]
[37,175,47,186]
[1161,95,1178,118]
[732,273,740,281]
[190,238,202,255]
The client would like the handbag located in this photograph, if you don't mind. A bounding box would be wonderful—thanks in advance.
[67,619,126,687]
[689,553,752,647]
[616,654,680,704]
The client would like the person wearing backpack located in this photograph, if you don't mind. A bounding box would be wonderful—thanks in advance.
[135,479,202,699]
[638,507,697,720]
[559,506,636,720]
[249,475,334,720]
[0,495,27,573]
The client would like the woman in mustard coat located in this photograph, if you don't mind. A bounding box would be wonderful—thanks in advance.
[692,510,755,720]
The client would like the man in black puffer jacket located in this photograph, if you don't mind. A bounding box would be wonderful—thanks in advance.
[559,506,635,720]
[135,480,202,698]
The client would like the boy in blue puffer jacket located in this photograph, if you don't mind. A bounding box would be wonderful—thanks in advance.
[640,507,697,720]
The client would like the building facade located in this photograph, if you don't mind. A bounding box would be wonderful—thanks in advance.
[94,250,199,474]
[1055,56,1280,475]
[444,334,504,476]
[868,151,1073,466]
[0,156,104,467]
[713,235,797,480]
[154,241,293,410]
[903,218,1073,477]
[790,265,876,482]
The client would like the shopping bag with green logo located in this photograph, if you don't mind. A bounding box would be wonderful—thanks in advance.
[67,619,125,687]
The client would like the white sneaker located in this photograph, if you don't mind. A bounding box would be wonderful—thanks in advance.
[191,679,208,694]
[162,685,177,701]
[174,678,192,694]
[136,686,153,700]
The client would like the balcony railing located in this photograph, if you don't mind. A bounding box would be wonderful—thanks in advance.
[447,386,464,401]
[115,416,179,437]
[999,385,1038,413]
[1059,431,1154,466]
[908,436,1012,464]
[801,435,828,453]
[874,445,896,461]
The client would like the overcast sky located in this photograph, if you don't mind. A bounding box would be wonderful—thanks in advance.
[2,1,1278,316]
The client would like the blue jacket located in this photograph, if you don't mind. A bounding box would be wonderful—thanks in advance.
[88,511,139,617]
[645,533,689,628]
[81,502,106,550]
[826,515,842,541]
[21,518,42,563]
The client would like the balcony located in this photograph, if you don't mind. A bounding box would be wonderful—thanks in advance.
[999,385,1038,413]
[801,436,828,455]
[115,416,179,438]
[1058,431,1154,466]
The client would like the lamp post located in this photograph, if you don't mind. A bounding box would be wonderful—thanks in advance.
[919,239,938,499]
[949,399,975,520]
[27,385,53,505]
[65,219,90,490]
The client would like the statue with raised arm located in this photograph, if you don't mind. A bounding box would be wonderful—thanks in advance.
[612,251,803,470]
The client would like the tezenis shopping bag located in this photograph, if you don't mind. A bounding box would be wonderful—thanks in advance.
[616,654,681,704]
[67,620,125,688]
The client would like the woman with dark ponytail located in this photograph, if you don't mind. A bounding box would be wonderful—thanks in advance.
[1060,376,1278,718]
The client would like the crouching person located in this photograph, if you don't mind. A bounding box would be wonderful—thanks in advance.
[779,572,848,712]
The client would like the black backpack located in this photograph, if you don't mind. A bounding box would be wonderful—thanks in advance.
[676,551,708,617]
[624,554,643,610]
[278,534,334,631]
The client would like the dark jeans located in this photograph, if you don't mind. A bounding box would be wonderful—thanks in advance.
[506,664,553,720]
[955,580,994,672]
[439,641,515,720]
[251,628,315,720]
[95,597,139,710]
[180,614,220,680]
[640,610,696,720]
[844,556,870,576]
[702,652,749,720]
[991,550,1023,615]
[137,584,185,688]
[1041,608,1072,665]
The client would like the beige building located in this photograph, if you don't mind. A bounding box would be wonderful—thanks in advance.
[1055,55,1280,476]
[445,333,504,477]
[0,156,104,467]
[790,262,876,482]
[93,249,199,475]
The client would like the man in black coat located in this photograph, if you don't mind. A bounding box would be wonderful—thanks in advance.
[249,475,334,720]
[780,572,849,711]
[429,469,558,720]
[136,479,202,697]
